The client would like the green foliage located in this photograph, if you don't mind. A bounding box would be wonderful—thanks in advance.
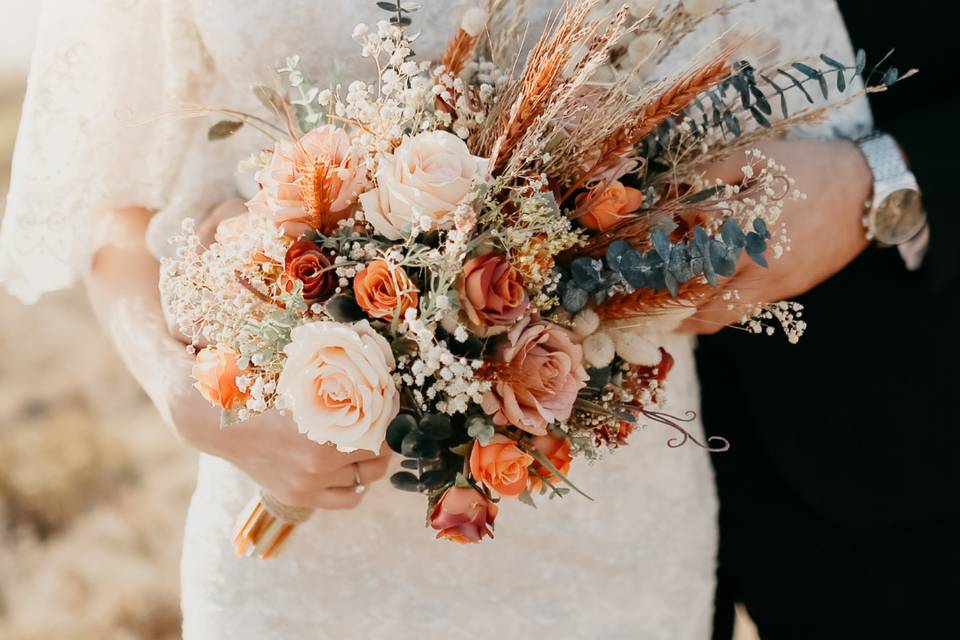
[207,120,243,141]
[375,1,421,27]
[560,216,768,308]
[386,411,470,494]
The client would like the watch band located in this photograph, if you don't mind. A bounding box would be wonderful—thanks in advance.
[854,131,929,269]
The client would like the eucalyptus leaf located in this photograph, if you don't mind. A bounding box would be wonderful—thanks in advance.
[390,471,422,492]
[466,416,495,446]
[420,414,453,440]
[386,413,418,454]
[561,284,589,313]
[570,258,605,293]
[419,469,453,490]
[651,229,671,262]
[325,295,365,322]
[252,85,286,114]
[855,49,867,75]
[518,489,537,509]
[208,120,244,141]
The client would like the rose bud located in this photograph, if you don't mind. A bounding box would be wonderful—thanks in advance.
[469,434,535,497]
[528,434,573,492]
[283,239,337,304]
[574,179,644,231]
[457,254,530,330]
[430,486,498,544]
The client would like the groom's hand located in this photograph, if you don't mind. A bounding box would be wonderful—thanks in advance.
[678,139,873,334]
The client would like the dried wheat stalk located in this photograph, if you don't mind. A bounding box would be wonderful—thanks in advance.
[596,279,711,320]
[562,56,732,200]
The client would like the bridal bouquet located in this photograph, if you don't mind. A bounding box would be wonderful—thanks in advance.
[161,0,905,558]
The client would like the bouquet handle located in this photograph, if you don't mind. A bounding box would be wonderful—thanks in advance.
[233,489,314,559]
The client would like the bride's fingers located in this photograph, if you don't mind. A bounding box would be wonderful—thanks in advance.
[324,457,391,489]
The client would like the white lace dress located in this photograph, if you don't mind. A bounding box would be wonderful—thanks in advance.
[0,1,869,638]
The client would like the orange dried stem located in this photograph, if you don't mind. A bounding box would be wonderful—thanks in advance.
[563,57,732,201]
[441,29,480,77]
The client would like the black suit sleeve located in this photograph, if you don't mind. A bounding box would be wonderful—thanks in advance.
[880,93,960,292]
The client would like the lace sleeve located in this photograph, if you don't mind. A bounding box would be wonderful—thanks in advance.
[0,0,215,303]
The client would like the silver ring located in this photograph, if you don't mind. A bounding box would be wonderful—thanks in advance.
[352,463,366,494]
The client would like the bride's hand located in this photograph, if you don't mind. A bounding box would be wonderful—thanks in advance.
[678,139,872,333]
[85,204,392,511]
[172,389,393,510]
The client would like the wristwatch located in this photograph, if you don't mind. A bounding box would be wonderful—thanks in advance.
[854,131,927,248]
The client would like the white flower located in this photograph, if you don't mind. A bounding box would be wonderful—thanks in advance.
[583,332,616,368]
[460,7,488,37]
[360,131,488,240]
[681,0,724,18]
[572,309,601,337]
[277,321,399,453]
[612,331,662,366]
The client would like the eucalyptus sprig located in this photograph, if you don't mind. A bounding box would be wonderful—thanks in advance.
[375,1,422,28]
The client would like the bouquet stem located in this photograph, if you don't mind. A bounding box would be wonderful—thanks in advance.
[233,489,313,559]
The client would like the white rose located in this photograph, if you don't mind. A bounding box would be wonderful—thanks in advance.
[359,131,489,240]
[277,320,399,453]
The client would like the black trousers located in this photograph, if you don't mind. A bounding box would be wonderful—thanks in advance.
[710,458,960,639]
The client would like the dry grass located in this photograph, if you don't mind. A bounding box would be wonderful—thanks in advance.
[0,75,196,640]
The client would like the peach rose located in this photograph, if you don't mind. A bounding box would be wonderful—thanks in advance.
[276,320,399,453]
[574,179,644,231]
[457,254,529,329]
[469,435,535,497]
[359,130,488,240]
[430,486,498,544]
[283,239,337,304]
[528,434,573,491]
[353,260,419,322]
[247,125,364,235]
[481,316,589,436]
[191,348,249,410]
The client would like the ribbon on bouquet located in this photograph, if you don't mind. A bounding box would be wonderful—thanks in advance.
[233,489,313,559]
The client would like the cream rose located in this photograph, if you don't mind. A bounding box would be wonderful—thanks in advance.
[359,130,488,240]
[276,320,399,453]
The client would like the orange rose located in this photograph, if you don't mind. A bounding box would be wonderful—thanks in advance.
[283,239,337,304]
[457,254,529,329]
[430,486,498,544]
[574,180,644,231]
[191,348,249,410]
[528,434,573,491]
[469,434,535,497]
[353,260,419,321]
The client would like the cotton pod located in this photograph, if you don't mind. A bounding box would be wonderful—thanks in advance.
[461,7,488,37]
[613,330,662,366]
[583,331,616,368]
[572,309,601,338]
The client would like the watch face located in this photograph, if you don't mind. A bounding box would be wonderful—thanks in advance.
[874,188,926,245]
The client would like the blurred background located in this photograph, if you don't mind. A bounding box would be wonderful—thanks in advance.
[0,4,758,639]
[0,5,196,639]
